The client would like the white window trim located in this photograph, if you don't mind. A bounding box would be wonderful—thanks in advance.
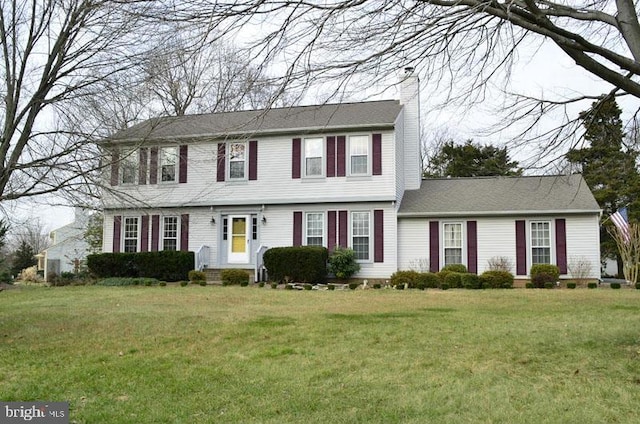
[528,220,554,266]
[159,146,178,184]
[441,221,466,269]
[304,212,325,247]
[120,149,138,185]
[161,215,180,251]
[228,142,248,181]
[303,137,325,178]
[348,135,371,176]
[350,211,372,262]
[122,216,140,253]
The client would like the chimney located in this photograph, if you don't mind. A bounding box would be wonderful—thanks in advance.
[400,68,421,190]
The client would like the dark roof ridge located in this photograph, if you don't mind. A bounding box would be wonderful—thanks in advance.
[421,174,578,181]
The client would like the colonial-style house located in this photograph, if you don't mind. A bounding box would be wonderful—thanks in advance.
[101,70,601,281]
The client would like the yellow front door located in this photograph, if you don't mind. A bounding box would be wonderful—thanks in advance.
[228,215,249,263]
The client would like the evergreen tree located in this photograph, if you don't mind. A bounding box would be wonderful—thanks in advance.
[424,140,521,178]
[566,96,640,275]
[11,240,36,277]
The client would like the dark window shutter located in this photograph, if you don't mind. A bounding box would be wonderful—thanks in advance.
[337,136,346,177]
[292,138,301,179]
[138,148,147,185]
[516,220,527,275]
[293,211,302,246]
[429,221,439,272]
[249,140,258,181]
[151,215,160,252]
[180,214,189,251]
[372,133,382,175]
[328,211,337,251]
[467,221,477,274]
[113,215,122,252]
[326,136,336,178]
[140,215,149,252]
[110,150,120,186]
[338,210,348,248]
[179,145,188,183]
[217,143,226,182]
[149,147,158,185]
[555,218,567,274]
[374,209,384,263]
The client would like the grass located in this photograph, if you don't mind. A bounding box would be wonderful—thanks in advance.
[1,286,640,423]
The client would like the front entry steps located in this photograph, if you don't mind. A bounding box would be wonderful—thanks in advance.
[203,268,255,284]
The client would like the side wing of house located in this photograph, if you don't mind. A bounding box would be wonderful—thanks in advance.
[398,213,600,279]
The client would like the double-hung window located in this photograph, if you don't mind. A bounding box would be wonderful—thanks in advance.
[351,212,370,260]
[162,216,178,251]
[531,221,551,264]
[443,223,463,266]
[304,138,323,177]
[349,135,369,175]
[306,213,324,246]
[229,143,246,179]
[160,147,178,182]
[123,217,139,253]
[120,150,137,185]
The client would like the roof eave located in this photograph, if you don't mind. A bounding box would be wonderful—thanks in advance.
[397,209,602,218]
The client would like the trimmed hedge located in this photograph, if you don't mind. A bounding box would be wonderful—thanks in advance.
[480,270,514,289]
[444,272,463,289]
[441,264,468,273]
[221,269,250,286]
[530,264,560,288]
[390,270,421,288]
[461,273,481,289]
[263,246,328,283]
[87,251,194,282]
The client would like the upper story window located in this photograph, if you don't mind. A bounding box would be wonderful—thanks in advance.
[162,216,178,251]
[531,221,551,264]
[304,138,323,177]
[123,217,139,253]
[443,222,463,266]
[306,213,324,246]
[229,142,246,180]
[349,135,369,175]
[160,147,178,182]
[351,211,370,260]
[120,150,137,185]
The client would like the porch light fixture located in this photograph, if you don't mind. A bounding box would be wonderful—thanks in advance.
[210,207,216,224]
[262,215,267,224]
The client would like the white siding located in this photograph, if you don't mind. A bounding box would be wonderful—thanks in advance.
[565,215,601,279]
[476,218,517,274]
[397,218,430,271]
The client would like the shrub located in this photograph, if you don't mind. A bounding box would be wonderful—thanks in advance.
[444,272,463,289]
[610,282,622,289]
[390,271,421,288]
[441,264,468,273]
[373,283,381,289]
[395,283,405,290]
[480,270,514,289]
[240,281,249,287]
[461,273,481,289]
[418,272,440,289]
[159,282,166,287]
[327,246,361,280]
[285,284,294,290]
[270,282,278,289]
[258,282,265,288]
[525,282,534,289]
[221,269,250,286]
[87,251,194,282]
[348,282,359,290]
[180,281,188,287]
[588,282,597,289]
[487,256,514,273]
[436,270,451,285]
[304,284,313,290]
[263,246,328,283]
[96,277,159,286]
[440,283,449,290]
[566,282,577,289]
[530,264,560,288]
[635,282,640,290]
[199,281,207,286]
[568,256,593,285]
[544,282,555,289]
[327,284,335,291]
[188,270,206,283]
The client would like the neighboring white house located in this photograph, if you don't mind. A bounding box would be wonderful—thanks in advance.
[43,207,91,280]
[99,70,601,281]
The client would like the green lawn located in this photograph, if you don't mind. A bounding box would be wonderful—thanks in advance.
[1,286,639,423]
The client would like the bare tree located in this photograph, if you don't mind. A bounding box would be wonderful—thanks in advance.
[199,0,640,163]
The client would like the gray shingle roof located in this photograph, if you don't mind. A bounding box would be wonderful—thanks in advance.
[107,100,403,142]
[399,175,601,216]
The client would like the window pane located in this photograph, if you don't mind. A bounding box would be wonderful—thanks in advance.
[351,212,369,260]
[230,161,245,179]
[304,138,323,176]
[531,222,551,264]
[123,217,138,253]
[306,213,324,246]
[121,151,137,184]
[349,136,369,175]
[163,217,178,251]
[160,147,177,182]
[229,143,246,179]
[230,143,245,160]
[443,223,462,248]
[444,248,462,266]
[353,237,369,260]
[351,156,367,174]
